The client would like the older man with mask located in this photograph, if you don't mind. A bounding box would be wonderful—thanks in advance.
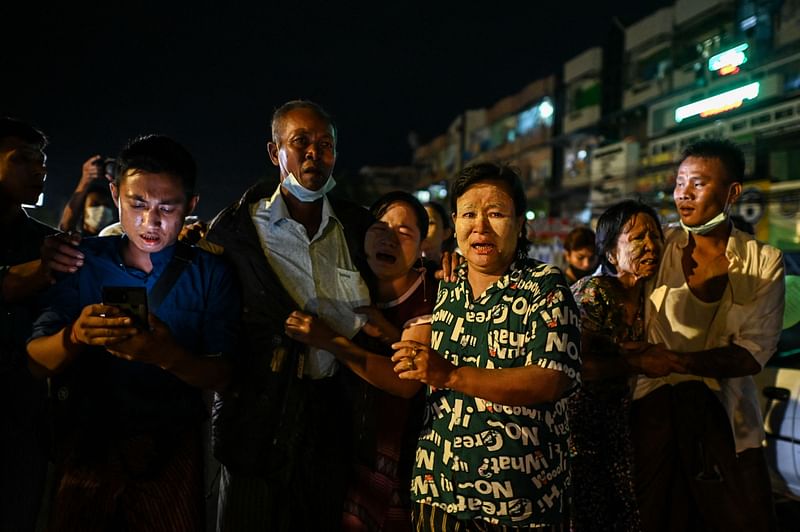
[207,100,374,531]
[624,139,784,531]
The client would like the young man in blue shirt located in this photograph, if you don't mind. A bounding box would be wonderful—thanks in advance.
[27,134,240,532]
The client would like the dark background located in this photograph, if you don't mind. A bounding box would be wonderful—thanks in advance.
[3,2,670,222]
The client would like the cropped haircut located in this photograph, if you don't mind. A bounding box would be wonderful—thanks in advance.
[370,191,429,241]
[563,227,595,252]
[115,134,197,198]
[450,162,529,260]
[678,138,745,185]
[596,199,663,275]
[271,100,337,145]
[0,117,47,148]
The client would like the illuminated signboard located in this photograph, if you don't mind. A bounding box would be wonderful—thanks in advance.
[708,43,748,76]
[674,82,760,122]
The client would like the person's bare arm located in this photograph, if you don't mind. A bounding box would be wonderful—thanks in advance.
[285,310,423,398]
[59,155,103,232]
[622,341,760,379]
[27,304,137,378]
[353,305,402,345]
[392,340,572,405]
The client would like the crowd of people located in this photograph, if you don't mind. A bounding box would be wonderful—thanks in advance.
[0,100,785,532]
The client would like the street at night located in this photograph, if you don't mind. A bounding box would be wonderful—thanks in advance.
[3,0,800,531]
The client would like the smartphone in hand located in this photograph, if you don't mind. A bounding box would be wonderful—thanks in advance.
[102,286,149,329]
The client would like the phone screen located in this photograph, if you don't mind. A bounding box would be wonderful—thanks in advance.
[102,286,149,328]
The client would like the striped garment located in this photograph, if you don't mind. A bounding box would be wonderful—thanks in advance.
[47,429,203,532]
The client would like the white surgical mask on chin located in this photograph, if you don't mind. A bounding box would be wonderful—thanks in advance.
[281,172,336,202]
[680,205,730,235]
[84,205,114,233]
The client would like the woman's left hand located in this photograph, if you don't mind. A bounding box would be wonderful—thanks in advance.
[391,340,455,389]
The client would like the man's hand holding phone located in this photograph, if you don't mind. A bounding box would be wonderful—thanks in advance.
[105,312,185,369]
[68,304,140,348]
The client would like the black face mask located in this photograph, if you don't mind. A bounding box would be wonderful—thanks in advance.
[568,264,594,280]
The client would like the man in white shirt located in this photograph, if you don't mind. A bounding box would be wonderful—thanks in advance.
[206,100,375,531]
[624,139,784,531]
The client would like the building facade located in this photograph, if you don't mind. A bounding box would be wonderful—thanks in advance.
[411,0,800,254]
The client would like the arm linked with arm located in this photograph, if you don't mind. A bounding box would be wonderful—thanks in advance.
[393,268,581,405]
[285,309,423,398]
[625,247,785,378]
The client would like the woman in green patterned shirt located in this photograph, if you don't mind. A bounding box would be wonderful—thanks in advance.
[391,162,582,530]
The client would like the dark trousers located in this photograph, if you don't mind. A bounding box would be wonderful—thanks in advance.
[630,383,776,532]
[216,375,352,532]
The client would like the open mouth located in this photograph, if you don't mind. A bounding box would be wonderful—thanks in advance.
[640,258,658,265]
[140,233,162,245]
[374,252,397,264]
[472,242,495,254]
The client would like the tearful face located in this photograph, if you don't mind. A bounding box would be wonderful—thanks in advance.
[611,213,663,281]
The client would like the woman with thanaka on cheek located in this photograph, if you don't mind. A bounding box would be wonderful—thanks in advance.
[568,200,663,530]
[386,163,581,529]
[285,191,436,530]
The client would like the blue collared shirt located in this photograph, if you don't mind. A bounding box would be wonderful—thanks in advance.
[30,235,240,434]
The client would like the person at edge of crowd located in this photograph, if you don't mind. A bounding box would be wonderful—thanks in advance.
[568,200,664,531]
[206,99,375,532]
[60,154,117,235]
[389,162,582,530]
[421,201,455,265]
[562,226,597,285]
[623,138,784,531]
[26,134,241,532]
[0,117,86,532]
[285,190,437,530]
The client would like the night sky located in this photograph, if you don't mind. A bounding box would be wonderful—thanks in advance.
[4,2,670,221]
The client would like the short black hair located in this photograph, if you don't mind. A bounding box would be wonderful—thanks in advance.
[115,134,197,197]
[679,138,745,184]
[564,227,595,252]
[0,117,47,148]
[450,162,528,259]
[596,199,663,275]
[271,100,337,145]
[370,190,429,240]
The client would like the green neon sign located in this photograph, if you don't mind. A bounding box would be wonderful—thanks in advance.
[708,43,749,72]
[675,82,760,122]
